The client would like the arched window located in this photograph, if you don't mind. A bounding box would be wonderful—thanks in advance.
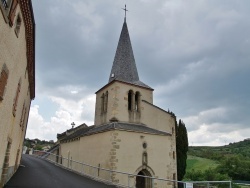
[128,90,133,111]
[135,91,140,112]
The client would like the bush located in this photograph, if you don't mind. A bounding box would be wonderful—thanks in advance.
[185,168,229,181]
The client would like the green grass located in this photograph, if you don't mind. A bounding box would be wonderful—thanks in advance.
[186,155,220,172]
[239,186,250,188]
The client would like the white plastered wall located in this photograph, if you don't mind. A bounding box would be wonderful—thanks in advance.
[0,4,32,184]
[60,132,113,179]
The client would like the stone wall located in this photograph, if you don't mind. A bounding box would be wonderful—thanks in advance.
[95,81,153,125]
[59,129,177,188]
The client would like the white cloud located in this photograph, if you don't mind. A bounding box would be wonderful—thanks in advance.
[26,94,95,141]
[183,107,229,131]
[183,107,249,146]
[188,124,247,146]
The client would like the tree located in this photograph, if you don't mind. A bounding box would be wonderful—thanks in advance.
[216,156,250,180]
[176,119,188,181]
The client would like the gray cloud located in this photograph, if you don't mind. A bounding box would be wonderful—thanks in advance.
[30,0,250,145]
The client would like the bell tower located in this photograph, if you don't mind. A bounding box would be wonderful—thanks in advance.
[94,17,153,126]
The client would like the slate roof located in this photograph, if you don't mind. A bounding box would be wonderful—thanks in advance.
[86,122,171,136]
[61,122,171,142]
[108,20,152,90]
[61,126,94,142]
[142,100,176,117]
[57,123,88,140]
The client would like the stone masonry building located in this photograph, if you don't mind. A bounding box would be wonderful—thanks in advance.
[0,0,35,186]
[56,18,177,188]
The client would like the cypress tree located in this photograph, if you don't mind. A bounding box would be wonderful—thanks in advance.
[176,119,188,181]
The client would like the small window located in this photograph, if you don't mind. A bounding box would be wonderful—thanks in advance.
[20,102,25,127]
[20,101,27,130]
[13,78,21,116]
[142,152,148,165]
[15,14,21,37]
[0,64,9,101]
[173,151,175,160]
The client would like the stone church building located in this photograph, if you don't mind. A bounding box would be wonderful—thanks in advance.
[57,18,177,188]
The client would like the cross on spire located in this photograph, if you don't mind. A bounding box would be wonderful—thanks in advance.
[122,4,128,22]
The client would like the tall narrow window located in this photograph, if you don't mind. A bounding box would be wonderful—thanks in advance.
[14,14,21,37]
[101,93,104,114]
[13,78,21,116]
[0,64,9,101]
[142,152,148,165]
[135,91,140,112]
[104,91,108,112]
[128,90,133,111]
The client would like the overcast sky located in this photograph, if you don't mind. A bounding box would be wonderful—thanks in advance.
[27,0,250,146]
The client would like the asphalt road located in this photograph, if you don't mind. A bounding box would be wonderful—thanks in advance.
[5,154,115,188]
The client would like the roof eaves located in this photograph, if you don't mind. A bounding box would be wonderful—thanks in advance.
[96,79,153,94]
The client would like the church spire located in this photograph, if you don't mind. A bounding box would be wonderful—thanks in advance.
[109,17,139,83]
[108,12,153,90]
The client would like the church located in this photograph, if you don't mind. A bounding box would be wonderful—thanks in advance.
[56,14,177,188]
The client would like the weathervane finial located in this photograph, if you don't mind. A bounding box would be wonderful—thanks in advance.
[122,4,128,22]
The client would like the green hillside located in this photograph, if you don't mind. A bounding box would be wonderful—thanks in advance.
[185,139,250,181]
[186,155,219,172]
[188,139,250,161]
